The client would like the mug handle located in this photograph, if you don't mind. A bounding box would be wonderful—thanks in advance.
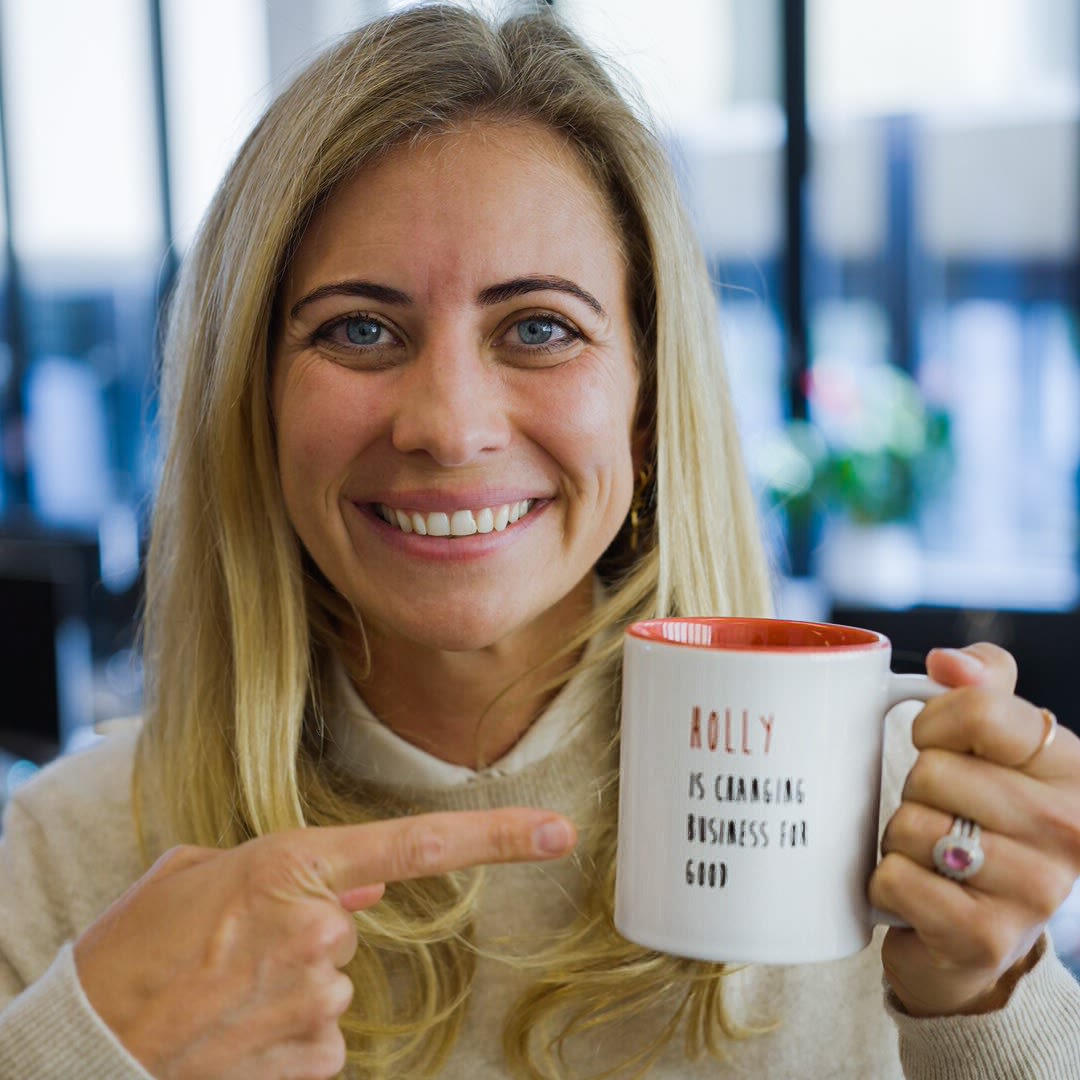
[870,673,948,929]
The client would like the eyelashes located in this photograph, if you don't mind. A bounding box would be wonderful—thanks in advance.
[311,313,400,352]
[309,310,586,365]
[510,315,586,352]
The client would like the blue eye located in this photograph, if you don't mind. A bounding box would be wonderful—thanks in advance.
[517,318,556,345]
[345,317,383,345]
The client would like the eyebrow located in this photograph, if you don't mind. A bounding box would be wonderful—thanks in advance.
[289,275,606,320]
[477,276,606,318]
[290,281,410,320]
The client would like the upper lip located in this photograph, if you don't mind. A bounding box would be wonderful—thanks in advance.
[354,489,548,512]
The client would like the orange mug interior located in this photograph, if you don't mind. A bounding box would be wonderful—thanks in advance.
[627,617,888,652]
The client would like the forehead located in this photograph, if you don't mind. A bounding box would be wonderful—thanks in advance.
[284,120,627,292]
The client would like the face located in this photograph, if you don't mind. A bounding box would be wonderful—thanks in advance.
[271,121,640,661]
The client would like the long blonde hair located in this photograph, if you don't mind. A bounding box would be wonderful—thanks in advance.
[138,4,774,1076]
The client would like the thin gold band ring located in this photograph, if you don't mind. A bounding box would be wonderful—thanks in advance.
[1015,708,1057,769]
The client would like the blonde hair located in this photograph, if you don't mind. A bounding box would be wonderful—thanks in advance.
[138,4,774,1076]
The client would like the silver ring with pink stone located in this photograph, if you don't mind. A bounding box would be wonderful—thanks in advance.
[932,817,985,882]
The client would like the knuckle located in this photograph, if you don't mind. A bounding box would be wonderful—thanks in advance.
[242,834,285,876]
[307,972,355,1024]
[247,833,334,898]
[243,847,292,896]
[293,909,355,966]
[963,910,1010,969]
[488,816,523,861]
[958,687,997,731]
[946,687,1005,751]
[305,1028,348,1078]
[870,852,906,902]
[151,843,210,877]
[326,910,359,959]
[1006,857,1066,922]
[904,750,950,799]
[332,911,360,957]
[1029,873,1070,923]
[1039,800,1080,868]
[397,820,448,876]
[288,972,354,1041]
[883,802,932,852]
[328,971,356,1017]
[979,642,1019,684]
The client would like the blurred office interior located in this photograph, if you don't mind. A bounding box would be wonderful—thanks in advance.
[0,0,1076,965]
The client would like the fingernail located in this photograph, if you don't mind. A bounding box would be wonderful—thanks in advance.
[938,648,984,675]
[534,818,574,855]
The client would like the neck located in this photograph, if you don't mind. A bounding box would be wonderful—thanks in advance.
[344,579,594,768]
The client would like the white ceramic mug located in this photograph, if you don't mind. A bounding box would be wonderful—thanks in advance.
[615,616,942,965]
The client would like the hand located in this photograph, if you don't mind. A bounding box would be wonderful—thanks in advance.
[869,643,1080,1017]
[74,807,576,1079]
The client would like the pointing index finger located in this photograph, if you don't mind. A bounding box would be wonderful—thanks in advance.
[307,808,577,899]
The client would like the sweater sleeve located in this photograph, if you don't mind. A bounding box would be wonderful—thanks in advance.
[888,935,1080,1079]
[0,762,153,1079]
[0,943,153,1079]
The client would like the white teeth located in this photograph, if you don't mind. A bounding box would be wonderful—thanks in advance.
[450,509,477,536]
[426,512,450,537]
[378,500,534,537]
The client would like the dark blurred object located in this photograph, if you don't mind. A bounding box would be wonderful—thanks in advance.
[1,574,61,760]
[0,530,100,762]
[831,605,1079,733]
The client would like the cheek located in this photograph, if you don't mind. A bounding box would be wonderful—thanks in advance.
[533,361,639,498]
[274,366,379,491]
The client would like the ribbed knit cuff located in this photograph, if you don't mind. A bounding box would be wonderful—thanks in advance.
[888,937,1080,1079]
[0,942,153,1079]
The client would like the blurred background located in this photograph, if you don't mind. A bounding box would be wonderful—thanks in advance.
[0,0,1077,964]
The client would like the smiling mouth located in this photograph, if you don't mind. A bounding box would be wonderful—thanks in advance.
[376,500,536,537]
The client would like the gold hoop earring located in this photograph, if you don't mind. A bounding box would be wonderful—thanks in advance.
[629,462,655,552]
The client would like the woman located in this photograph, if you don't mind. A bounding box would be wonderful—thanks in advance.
[2,5,1078,1078]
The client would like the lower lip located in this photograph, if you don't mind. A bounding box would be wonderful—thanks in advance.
[350,501,549,562]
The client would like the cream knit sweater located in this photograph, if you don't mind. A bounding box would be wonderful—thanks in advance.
[2,697,1079,1078]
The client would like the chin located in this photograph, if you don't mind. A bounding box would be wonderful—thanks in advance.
[396,610,534,655]
[359,586,559,657]
[343,565,591,658]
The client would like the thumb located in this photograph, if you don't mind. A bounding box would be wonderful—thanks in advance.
[925,642,1017,693]
[337,881,386,913]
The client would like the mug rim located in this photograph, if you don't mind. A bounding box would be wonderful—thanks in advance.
[626,616,889,652]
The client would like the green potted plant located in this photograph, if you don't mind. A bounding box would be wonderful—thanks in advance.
[761,359,952,605]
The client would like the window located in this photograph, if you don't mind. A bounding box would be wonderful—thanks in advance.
[0,0,1076,760]
[805,0,1080,609]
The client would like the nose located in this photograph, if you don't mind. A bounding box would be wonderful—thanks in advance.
[390,335,512,466]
